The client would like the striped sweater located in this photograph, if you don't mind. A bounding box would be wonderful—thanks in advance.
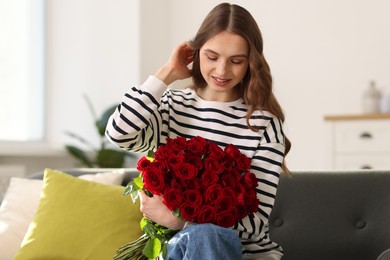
[106,76,286,258]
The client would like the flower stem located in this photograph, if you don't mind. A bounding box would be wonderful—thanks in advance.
[114,234,149,260]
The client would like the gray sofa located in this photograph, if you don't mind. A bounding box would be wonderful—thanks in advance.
[270,170,390,260]
[27,169,390,260]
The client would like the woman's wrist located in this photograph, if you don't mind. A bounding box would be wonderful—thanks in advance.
[170,217,186,231]
[154,65,177,86]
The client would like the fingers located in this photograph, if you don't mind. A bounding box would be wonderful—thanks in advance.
[139,191,162,208]
[174,41,194,65]
[182,42,194,65]
[139,191,167,222]
[154,41,194,85]
[139,190,185,230]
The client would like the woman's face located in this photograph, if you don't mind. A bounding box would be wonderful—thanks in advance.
[198,31,249,102]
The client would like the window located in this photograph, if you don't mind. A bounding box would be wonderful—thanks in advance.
[0,0,45,142]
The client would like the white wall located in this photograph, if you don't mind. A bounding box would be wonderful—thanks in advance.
[139,1,170,82]
[2,0,390,175]
[46,0,141,150]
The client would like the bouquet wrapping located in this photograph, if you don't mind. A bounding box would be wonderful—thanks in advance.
[115,136,259,260]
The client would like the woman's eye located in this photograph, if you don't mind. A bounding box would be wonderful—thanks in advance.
[207,56,218,61]
[231,59,242,64]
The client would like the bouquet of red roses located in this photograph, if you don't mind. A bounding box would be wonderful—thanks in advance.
[114,136,259,260]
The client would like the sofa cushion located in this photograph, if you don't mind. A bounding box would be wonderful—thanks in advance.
[0,169,126,260]
[0,178,43,260]
[14,169,143,260]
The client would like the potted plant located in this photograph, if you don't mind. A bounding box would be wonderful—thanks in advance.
[65,95,133,168]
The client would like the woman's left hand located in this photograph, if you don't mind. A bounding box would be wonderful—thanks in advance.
[139,190,185,230]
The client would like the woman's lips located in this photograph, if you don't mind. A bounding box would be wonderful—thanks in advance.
[212,76,231,86]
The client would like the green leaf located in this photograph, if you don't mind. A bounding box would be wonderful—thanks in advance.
[123,182,133,196]
[161,243,168,259]
[140,217,148,231]
[96,104,117,137]
[96,149,125,168]
[133,176,144,190]
[124,178,144,203]
[65,145,94,167]
[172,208,181,218]
[147,150,155,158]
[143,237,161,259]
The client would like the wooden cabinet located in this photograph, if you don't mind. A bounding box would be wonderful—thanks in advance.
[325,114,390,169]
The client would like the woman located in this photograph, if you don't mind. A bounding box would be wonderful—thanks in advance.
[106,3,290,259]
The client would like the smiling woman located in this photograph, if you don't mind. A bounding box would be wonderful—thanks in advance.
[0,0,45,142]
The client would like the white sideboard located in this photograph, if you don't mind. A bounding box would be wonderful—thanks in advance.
[325,114,390,170]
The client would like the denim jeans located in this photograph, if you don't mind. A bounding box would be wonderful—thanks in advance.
[166,223,242,260]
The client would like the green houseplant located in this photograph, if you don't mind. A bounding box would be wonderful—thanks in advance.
[65,95,133,168]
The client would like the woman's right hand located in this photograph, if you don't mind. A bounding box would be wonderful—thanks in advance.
[154,42,194,85]
[139,190,185,230]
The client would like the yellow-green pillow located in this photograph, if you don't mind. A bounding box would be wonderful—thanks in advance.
[15,169,143,260]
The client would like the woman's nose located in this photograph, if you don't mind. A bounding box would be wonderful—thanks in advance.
[215,60,227,75]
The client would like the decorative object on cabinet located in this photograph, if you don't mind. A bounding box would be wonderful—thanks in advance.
[361,81,382,114]
[325,113,390,169]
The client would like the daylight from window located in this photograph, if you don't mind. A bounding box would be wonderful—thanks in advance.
[0,0,45,141]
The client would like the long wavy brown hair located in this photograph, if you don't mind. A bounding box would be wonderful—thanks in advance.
[190,3,291,174]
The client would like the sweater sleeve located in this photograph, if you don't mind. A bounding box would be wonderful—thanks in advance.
[254,115,285,223]
[105,76,168,153]
[238,114,285,251]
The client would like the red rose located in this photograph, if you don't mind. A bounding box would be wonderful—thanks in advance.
[216,212,236,228]
[222,187,237,210]
[222,157,234,171]
[183,189,203,205]
[180,202,200,222]
[220,174,236,188]
[154,146,174,161]
[235,154,251,171]
[204,155,224,174]
[236,186,246,206]
[169,178,184,190]
[224,144,241,159]
[186,156,203,171]
[246,189,259,214]
[167,154,185,169]
[234,181,246,195]
[241,171,258,190]
[152,160,168,172]
[163,187,183,211]
[214,194,235,213]
[142,165,165,195]
[234,204,248,220]
[197,205,217,224]
[180,178,201,190]
[166,136,187,153]
[136,156,151,171]
[173,162,198,180]
[207,142,224,157]
[230,168,243,180]
[204,184,224,203]
[201,170,220,186]
[187,136,207,156]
